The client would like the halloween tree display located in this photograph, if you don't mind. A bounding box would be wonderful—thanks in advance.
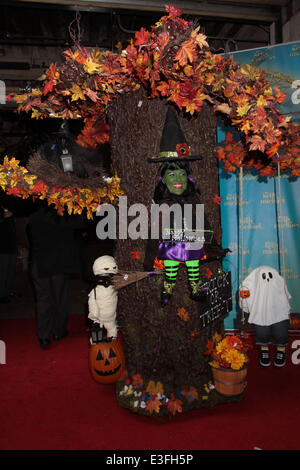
[109,88,233,415]
[3,5,300,416]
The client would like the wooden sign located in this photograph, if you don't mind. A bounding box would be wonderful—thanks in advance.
[198,271,232,329]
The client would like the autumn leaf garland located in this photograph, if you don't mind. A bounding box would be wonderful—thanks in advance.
[7,4,300,177]
[0,156,123,219]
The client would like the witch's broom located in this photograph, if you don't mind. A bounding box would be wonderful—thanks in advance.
[112,270,162,290]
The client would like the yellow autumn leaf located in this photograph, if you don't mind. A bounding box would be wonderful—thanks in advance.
[70,84,86,102]
[31,108,42,119]
[183,65,193,77]
[31,89,42,96]
[257,95,268,107]
[264,87,273,96]
[13,94,28,104]
[240,64,261,81]
[240,120,251,134]
[236,103,252,117]
[83,57,101,74]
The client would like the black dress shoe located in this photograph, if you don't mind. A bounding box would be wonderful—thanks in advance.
[53,331,69,341]
[39,338,51,349]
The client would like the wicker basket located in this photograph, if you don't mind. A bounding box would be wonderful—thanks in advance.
[211,366,247,396]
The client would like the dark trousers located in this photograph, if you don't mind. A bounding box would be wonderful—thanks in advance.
[254,319,290,347]
[0,252,17,299]
[31,263,69,340]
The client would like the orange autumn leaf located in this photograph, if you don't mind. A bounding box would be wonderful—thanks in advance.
[177,307,189,322]
[131,373,143,388]
[156,81,170,97]
[146,380,164,395]
[153,257,164,270]
[175,39,197,66]
[46,62,59,81]
[181,386,198,403]
[146,398,161,415]
[190,329,198,341]
[274,87,286,104]
[204,340,214,355]
[167,394,183,416]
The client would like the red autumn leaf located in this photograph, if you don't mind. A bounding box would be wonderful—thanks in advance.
[213,195,222,205]
[7,187,23,196]
[166,4,183,18]
[167,394,183,416]
[85,88,99,102]
[203,267,213,279]
[130,251,141,260]
[134,27,150,47]
[260,166,276,177]
[225,132,234,143]
[43,80,54,96]
[32,180,47,193]
[204,339,214,355]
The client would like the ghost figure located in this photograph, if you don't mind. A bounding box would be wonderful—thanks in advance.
[88,256,118,338]
[240,265,291,326]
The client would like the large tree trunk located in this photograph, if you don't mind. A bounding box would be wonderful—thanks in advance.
[108,87,239,416]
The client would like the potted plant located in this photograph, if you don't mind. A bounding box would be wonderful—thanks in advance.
[204,332,250,396]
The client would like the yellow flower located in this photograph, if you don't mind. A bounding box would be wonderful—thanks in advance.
[224,349,246,370]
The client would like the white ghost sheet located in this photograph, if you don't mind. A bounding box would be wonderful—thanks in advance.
[239,266,291,326]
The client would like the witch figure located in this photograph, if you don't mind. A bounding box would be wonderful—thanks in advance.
[144,106,228,306]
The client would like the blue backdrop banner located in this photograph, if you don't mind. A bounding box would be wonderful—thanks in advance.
[218,41,300,330]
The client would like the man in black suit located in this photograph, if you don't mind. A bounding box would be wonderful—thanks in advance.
[28,204,84,349]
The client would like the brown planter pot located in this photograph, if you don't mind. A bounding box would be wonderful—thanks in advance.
[211,366,247,396]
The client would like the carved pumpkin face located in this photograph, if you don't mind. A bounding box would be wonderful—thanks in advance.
[89,338,125,384]
[240,290,250,299]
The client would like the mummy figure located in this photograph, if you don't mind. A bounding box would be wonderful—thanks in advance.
[88,256,118,338]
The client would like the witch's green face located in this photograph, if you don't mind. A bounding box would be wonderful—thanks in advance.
[163,167,188,195]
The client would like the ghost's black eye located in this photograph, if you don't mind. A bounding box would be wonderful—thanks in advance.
[262,273,266,280]
[269,272,273,279]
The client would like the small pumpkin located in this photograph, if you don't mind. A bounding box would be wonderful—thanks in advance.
[89,338,125,384]
[240,289,250,299]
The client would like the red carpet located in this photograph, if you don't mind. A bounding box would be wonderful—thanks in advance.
[0,315,300,451]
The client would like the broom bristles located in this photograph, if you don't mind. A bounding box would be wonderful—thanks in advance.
[112,270,162,290]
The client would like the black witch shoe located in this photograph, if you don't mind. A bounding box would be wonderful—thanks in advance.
[189,280,207,302]
[161,280,176,307]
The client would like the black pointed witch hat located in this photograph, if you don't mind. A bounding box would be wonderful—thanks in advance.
[148,106,202,162]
